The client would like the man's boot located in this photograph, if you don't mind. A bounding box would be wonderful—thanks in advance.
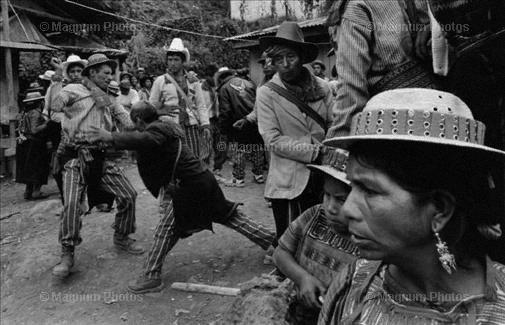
[52,245,74,278]
[128,274,163,294]
[113,233,145,255]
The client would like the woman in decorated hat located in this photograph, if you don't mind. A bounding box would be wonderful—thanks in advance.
[16,91,50,200]
[318,88,505,325]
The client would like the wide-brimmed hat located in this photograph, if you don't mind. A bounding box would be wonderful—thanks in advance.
[63,54,88,80]
[163,38,190,63]
[311,60,326,71]
[38,70,55,81]
[82,53,116,76]
[307,148,350,186]
[23,91,45,103]
[259,21,319,64]
[107,80,120,97]
[324,88,505,159]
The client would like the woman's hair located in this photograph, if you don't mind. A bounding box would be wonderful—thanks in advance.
[349,141,497,263]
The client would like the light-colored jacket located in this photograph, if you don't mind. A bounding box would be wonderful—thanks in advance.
[149,74,209,126]
[256,73,333,200]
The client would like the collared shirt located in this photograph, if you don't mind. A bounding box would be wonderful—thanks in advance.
[329,0,430,137]
[149,74,209,126]
[52,83,132,144]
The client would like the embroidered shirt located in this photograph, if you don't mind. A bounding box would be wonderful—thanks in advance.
[318,258,505,325]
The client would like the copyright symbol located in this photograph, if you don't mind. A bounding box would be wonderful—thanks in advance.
[40,291,49,302]
[217,141,226,152]
[40,22,49,31]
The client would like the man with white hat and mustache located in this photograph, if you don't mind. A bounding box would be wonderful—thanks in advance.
[149,38,211,159]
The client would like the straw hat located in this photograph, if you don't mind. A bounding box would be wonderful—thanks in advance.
[324,88,505,159]
[259,21,319,64]
[163,38,190,63]
[23,91,45,103]
[63,55,88,80]
[38,70,55,81]
[82,53,116,76]
[307,149,350,186]
[107,80,120,97]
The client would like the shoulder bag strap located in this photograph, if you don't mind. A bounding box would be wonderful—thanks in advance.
[265,81,327,131]
[165,73,191,109]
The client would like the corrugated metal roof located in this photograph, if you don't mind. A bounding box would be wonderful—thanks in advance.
[224,16,327,41]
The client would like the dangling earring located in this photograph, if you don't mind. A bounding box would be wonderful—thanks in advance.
[434,231,457,274]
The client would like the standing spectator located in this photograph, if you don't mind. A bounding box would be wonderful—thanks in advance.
[136,67,146,81]
[216,67,265,187]
[131,75,140,91]
[311,60,328,81]
[16,90,50,200]
[138,76,153,102]
[149,38,211,159]
[256,22,335,247]
[326,0,439,138]
[200,75,218,168]
[118,72,140,112]
[50,53,143,280]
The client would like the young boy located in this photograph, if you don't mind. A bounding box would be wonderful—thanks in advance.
[88,101,275,293]
[273,151,359,325]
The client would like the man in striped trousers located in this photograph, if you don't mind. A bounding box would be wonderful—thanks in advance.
[50,54,144,279]
[88,102,275,293]
[149,38,211,161]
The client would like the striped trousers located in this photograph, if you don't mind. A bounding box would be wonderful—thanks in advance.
[231,141,265,180]
[144,185,275,278]
[183,124,202,159]
[59,159,137,246]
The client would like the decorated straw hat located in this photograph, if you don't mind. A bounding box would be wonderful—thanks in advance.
[307,148,350,186]
[63,54,88,80]
[23,91,45,103]
[82,53,116,76]
[259,21,319,64]
[38,70,55,81]
[324,88,505,159]
[163,38,190,63]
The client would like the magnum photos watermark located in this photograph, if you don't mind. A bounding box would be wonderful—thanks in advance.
[217,142,318,153]
[39,21,144,33]
[39,290,143,303]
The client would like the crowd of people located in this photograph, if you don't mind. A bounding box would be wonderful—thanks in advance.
[12,0,505,323]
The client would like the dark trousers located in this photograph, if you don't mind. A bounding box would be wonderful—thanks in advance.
[270,178,322,246]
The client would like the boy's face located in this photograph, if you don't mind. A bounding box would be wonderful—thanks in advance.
[322,176,350,224]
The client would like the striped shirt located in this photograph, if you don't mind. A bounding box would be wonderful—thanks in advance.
[329,0,430,137]
[52,83,133,144]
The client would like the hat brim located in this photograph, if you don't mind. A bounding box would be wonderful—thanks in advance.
[38,74,51,80]
[259,37,319,64]
[23,96,45,103]
[324,135,505,160]
[307,164,350,185]
[82,59,117,76]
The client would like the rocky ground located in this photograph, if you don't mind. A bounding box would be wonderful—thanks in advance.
[0,161,278,325]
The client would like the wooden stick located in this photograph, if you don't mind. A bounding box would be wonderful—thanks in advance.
[171,282,240,296]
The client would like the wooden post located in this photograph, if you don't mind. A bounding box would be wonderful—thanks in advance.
[2,0,16,123]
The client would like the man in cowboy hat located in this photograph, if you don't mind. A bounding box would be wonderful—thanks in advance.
[149,37,211,160]
[311,60,328,81]
[256,21,337,251]
[49,53,143,279]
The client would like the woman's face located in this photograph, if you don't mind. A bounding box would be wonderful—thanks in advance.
[342,155,433,262]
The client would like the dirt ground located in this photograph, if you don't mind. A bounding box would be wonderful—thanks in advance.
[0,161,276,325]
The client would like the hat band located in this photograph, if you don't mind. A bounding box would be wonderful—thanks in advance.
[351,109,486,145]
